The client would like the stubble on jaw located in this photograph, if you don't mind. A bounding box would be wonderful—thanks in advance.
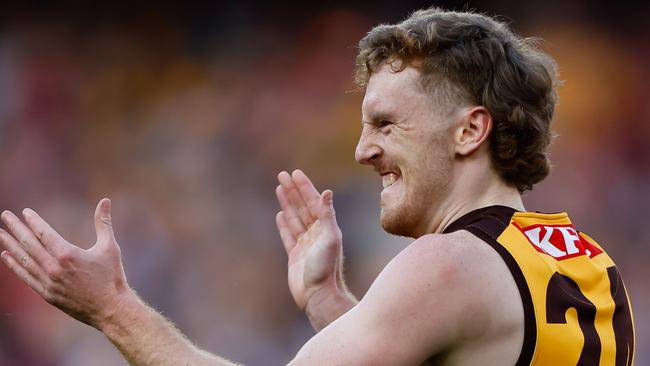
[365,65,463,238]
[379,134,455,238]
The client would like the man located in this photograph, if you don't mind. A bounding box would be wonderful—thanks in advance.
[0,8,635,365]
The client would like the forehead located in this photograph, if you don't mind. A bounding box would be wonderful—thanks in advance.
[362,64,431,121]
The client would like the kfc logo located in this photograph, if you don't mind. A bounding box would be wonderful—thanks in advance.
[519,224,602,260]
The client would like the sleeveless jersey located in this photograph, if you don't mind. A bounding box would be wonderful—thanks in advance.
[443,206,635,366]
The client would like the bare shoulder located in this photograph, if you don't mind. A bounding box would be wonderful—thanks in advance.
[369,230,525,354]
[408,230,523,313]
[385,230,516,292]
[290,230,524,365]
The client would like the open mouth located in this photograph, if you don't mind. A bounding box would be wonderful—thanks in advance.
[381,172,400,189]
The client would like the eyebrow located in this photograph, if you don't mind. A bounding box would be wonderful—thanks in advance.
[362,111,396,125]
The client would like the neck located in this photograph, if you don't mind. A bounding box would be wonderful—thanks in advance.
[423,164,524,236]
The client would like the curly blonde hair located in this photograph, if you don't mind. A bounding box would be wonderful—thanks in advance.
[355,8,559,192]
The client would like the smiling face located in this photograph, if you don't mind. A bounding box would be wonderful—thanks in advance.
[355,64,461,237]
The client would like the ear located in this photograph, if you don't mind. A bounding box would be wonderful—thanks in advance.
[453,106,492,156]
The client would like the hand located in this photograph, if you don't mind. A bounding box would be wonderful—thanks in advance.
[275,170,347,311]
[0,198,130,329]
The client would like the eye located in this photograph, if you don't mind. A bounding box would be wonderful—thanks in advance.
[378,120,392,128]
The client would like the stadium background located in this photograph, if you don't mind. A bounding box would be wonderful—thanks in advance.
[0,1,648,364]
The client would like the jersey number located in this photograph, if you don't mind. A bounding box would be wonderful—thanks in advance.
[545,266,634,366]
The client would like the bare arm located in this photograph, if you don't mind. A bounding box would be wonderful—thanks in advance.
[0,198,510,365]
[0,199,238,366]
[287,234,491,365]
[275,170,357,330]
[100,289,238,366]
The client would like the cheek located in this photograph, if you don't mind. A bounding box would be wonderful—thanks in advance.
[414,136,450,165]
[406,140,454,190]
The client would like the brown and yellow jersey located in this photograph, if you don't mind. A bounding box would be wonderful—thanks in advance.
[444,206,635,366]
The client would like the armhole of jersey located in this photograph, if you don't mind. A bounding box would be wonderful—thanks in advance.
[465,225,537,366]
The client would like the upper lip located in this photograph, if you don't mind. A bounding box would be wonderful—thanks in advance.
[378,169,399,176]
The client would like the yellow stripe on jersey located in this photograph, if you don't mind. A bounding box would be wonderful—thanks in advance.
[443,206,635,366]
[502,212,635,365]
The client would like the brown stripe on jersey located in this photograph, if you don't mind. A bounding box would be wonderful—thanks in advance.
[444,206,536,366]
[607,266,635,366]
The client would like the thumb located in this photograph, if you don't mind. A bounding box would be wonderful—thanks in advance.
[319,190,337,223]
[94,198,116,246]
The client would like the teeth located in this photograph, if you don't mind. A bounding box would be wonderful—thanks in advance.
[382,173,398,188]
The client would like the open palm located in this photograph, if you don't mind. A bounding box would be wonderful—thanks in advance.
[275,170,343,310]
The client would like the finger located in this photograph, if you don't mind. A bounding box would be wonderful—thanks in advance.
[0,229,48,281]
[94,198,116,247]
[1,250,47,298]
[0,228,30,264]
[319,190,338,226]
[22,208,68,257]
[1,210,56,267]
[277,171,314,225]
[275,211,297,254]
[291,169,322,220]
[275,185,307,236]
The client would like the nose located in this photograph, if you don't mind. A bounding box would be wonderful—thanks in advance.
[355,125,382,165]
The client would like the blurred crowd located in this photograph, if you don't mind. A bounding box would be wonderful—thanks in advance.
[0,1,648,365]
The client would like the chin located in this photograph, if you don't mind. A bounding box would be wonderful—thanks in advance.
[380,206,420,238]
